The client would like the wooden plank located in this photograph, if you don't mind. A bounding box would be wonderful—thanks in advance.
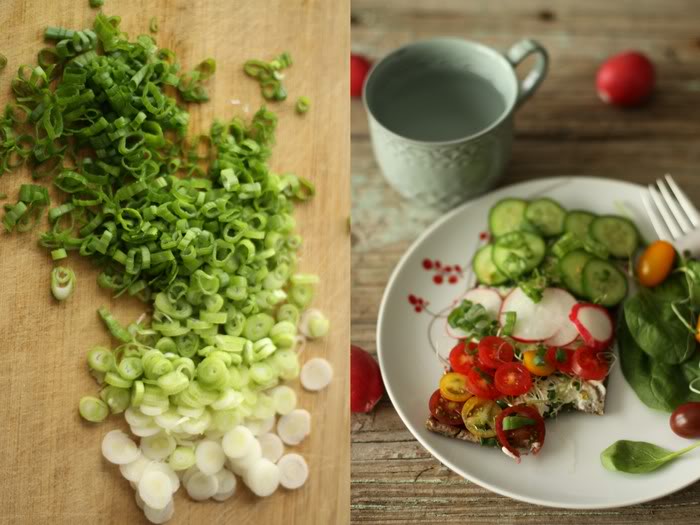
[0,1,349,524]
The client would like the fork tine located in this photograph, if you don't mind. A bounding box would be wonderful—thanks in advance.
[657,178,693,234]
[665,174,700,227]
[641,189,672,240]
[648,185,682,239]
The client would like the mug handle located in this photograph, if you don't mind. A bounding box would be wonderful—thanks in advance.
[505,39,549,108]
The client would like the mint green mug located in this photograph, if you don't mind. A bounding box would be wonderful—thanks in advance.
[363,38,548,209]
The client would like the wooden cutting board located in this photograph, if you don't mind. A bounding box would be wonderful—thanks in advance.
[0,1,349,523]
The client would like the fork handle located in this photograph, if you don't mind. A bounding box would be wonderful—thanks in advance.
[672,230,700,257]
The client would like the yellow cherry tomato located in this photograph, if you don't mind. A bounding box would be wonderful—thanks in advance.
[461,396,501,438]
[439,372,473,402]
[636,240,675,287]
[523,349,556,376]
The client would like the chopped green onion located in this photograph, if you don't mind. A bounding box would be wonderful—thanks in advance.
[79,396,109,422]
[0,54,7,71]
[501,311,517,336]
[243,52,293,101]
[51,248,67,260]
[98,306,132,343]
[295,96,310,114]
[502,416,536,431]
[149,17,158,33]
[51,266,75,300]
[89,0,104,7]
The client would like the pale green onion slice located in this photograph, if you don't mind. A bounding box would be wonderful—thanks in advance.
[168,446,196,471]
[50,266,75,301]
[79,396,109,422]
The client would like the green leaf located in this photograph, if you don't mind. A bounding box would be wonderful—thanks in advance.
[601,439,700,474]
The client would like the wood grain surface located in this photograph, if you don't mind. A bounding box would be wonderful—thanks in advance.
[351,0,700,522]
[0,1,350,524]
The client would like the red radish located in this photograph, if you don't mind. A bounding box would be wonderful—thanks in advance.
[569,303,614,351]
[351,54,371,98]
[543,296,579,347]
[464,287,503,319]
[596,51,655,107]
[499,287,576,343]
[351,345,384,413]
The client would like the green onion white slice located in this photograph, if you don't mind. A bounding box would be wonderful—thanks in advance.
[222,426,256,459]
[141,433,177,461]
[277,453,309,490]
[258,433,284,463]
[143,462,180,494]
[168,446,195,472]
[184,471,219,501]
[228,439,263,476]
[243,458,280,497]
[138,470,173,510]
[144,499,175,525]
[119,455,152,483]
[102,430,141,465]
[245,416,276,437]
[195,440,226,475]
[300,358,333,391]
[270,385,297,415]
[276,409,311,446]
[212,468,237,502]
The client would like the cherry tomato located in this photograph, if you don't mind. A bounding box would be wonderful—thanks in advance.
[439,372,472,402]
[636,240,675,287]
[571,346,609,381]
[523,348,556,376]
[478,336,514,369]
[351,54,371,97]
[495,405,546,461]
[465,366,501,400]
[428,389,464,426]
[596,51,655,107]
[494,363,532,397]
[670,402,700,438]
[449,341,479,374]
[547,347,575,375]
[461,397,502,438]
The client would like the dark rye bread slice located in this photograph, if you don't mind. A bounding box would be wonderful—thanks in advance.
[426,375,607,443]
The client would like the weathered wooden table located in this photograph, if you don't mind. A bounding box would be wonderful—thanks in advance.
[351,0,700,522]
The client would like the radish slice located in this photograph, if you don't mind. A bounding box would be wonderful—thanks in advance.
[270,385,297,415]
[212,468,237,502]
[184,471,218,501]
[543,296,579,347]
[120,454,152,483]
[245,416,276,437]
[144,461,180,494]
[464,288,503,319]
[144,499,174,524]
[258,433,284,463]
[222,426,256,459]
[243,458,280,497]
[195,440,226,475]
[499,287,576,343]
[570,303,614,350]
[277,409,311,446]
[277,453,309,490]
[138,470,172,510]
[227,439,262,476]
[102,430,141,465]
[141,433,177,461]
[300,358,333,391]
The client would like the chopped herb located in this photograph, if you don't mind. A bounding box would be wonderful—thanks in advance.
[89,0,104,7]
[244,52,293,101]
[295,96,310,114]
[149,17,158,33]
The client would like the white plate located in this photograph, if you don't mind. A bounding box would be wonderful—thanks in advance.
[376,176,700,509]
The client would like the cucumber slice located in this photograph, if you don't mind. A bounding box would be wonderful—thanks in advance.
[582,258,628,306]
[472,244,508,286]
[589,215,639,258]
[492,231,546,278]
[564,210,596,238]
[559,250,593,297]
[488,198,528,237]
[524,198,566,237]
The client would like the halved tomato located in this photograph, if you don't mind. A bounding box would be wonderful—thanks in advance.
[428,389,464,426]
[547,347,574,375]
[523,348,556,376]
[494,362,532,397]
[571,346,609,381]
[495,405,546,462]
[461,396,502,438]
[439,372,472,402]
[465,366,501,399]
[449,341,479,374]
[478,336,514,369]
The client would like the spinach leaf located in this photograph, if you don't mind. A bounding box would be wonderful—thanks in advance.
[601,439,700,474]
[623,274,695,364]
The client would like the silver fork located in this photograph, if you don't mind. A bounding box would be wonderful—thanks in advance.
[641,174,700,255]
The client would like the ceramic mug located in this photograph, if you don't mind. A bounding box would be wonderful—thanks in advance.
[363,37,548,209]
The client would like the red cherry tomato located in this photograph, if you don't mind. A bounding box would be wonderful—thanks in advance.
[571,346,609,381]
[351,345,384,413]
[449,341,479,374]
[596,51,655,107]
[478,336,514,369]
[495,405,546,461]
[494,362,532,397]
[428,389,465,426]
[465,366,501,400]
[670,402,700,439]
[351,54,371,98]
[547,347,575,375]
